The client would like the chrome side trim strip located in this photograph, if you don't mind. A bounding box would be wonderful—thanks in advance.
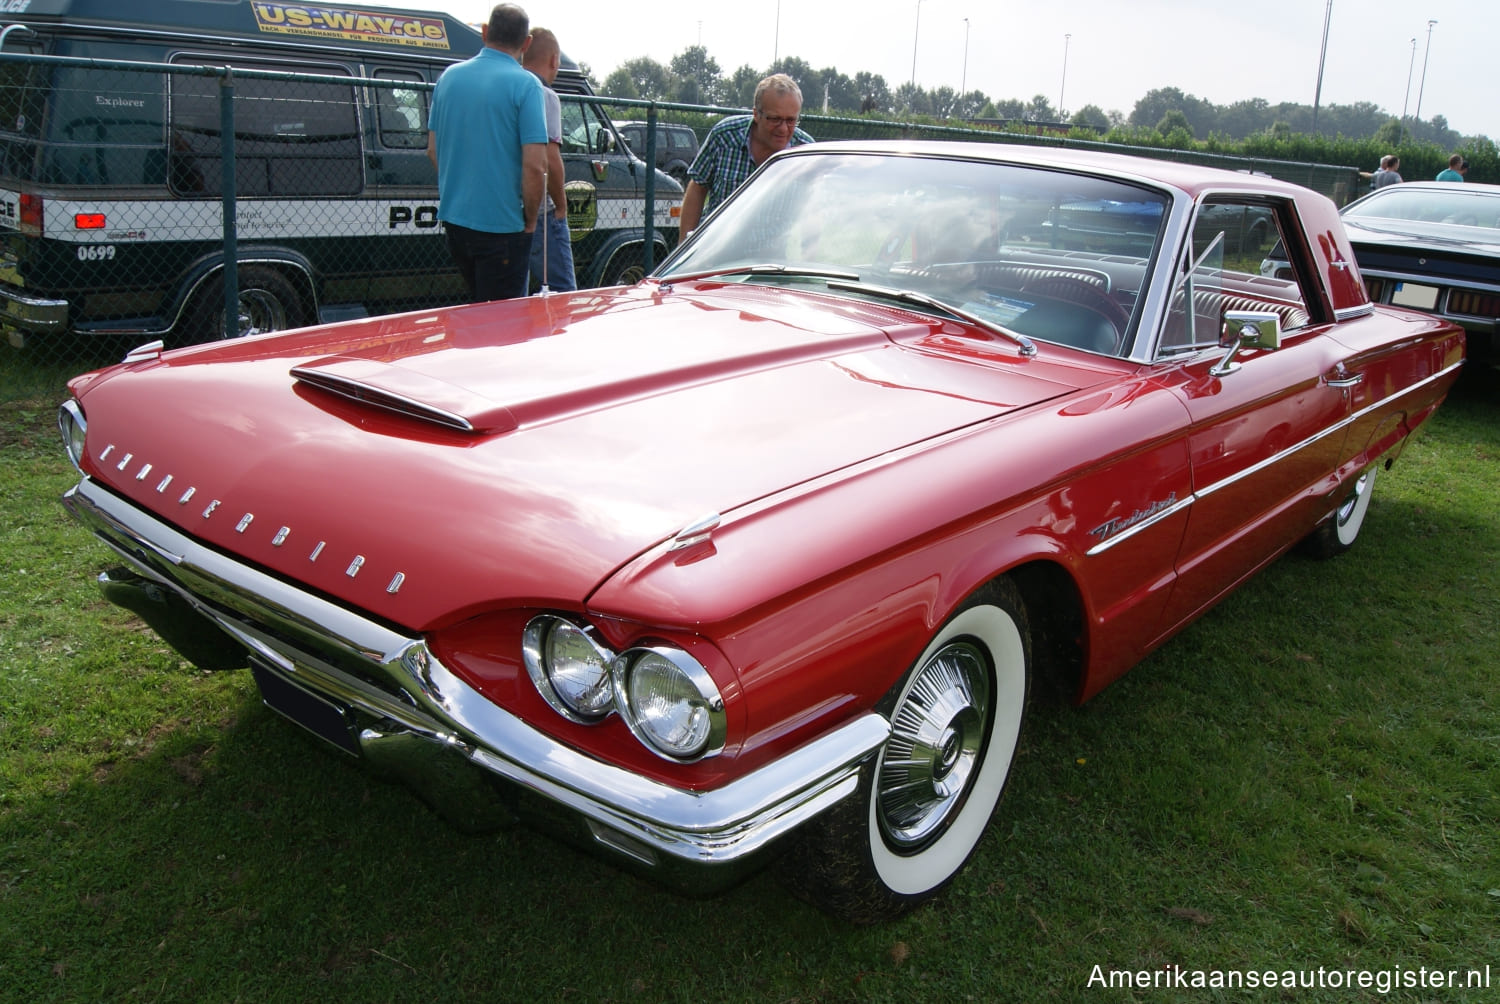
[1086,358,1462,556]
[1085,494,1195,556]
[63,477,889,865]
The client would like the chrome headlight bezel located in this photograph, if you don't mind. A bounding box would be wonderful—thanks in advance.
[521,615,617,723]
[612,645,727,762]
[522,614,727,762]
[58,400,86,473]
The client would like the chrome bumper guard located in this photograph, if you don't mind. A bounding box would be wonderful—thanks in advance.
[64,477,889,885]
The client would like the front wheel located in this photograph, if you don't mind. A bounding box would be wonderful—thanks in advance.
[781,580,1031,923]
[599,248,647,287]
[1302,464,1379,559]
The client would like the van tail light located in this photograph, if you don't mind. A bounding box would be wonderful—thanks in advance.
[18,193,42,236]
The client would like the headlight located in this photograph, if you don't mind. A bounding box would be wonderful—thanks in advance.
[613,646,726,761]
[522,616,616,722]
[58,400,86,472]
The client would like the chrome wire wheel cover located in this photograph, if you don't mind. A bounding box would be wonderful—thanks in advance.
[876,640,991,849]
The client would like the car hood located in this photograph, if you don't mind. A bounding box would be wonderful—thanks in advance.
[1343,216,1500,257]
[72,282,1092,630]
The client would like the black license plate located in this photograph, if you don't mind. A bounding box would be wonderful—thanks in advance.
[250,659,360,756]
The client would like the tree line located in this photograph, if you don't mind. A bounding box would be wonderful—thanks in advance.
[591,46,1484,153]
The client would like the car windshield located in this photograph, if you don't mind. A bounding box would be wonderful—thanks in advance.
[1347,187,1500,230]
[659,152,1171,356]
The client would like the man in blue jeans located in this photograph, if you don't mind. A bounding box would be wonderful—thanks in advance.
[523,27,576,292]
[427,3,547,301]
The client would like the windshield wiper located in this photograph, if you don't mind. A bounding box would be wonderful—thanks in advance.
[825,279,1038,358]
[662,263,862,283]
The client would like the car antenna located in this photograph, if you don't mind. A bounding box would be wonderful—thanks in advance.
[539,167,550,295]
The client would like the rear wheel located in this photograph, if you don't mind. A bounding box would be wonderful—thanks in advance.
[180,266,309,345]
[781,580,1031,923]
[1303,465,1378,558]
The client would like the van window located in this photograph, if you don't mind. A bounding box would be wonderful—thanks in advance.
[560,96,615,156]
[41,65,166,186]
[169,58,361,197]
[373,70,427,150]
[0,53,47,180]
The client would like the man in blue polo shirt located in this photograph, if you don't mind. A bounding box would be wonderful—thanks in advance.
[427,3,548,301]
[677,74,814,239]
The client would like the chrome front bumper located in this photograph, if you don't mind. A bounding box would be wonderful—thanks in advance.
[63,477,889,888]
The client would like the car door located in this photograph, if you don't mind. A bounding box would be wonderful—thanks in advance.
[1153,198,1354,632]
[556,92,636,278]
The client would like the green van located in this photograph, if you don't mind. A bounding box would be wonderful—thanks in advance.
[0,0,680,346]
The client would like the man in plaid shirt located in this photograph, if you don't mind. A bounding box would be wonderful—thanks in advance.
[678,74,814,239]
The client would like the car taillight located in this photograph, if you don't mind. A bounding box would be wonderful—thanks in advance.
[1447,288,1500,319]
[18,193,42,237]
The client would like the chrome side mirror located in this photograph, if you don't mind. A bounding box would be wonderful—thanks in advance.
[1210,309,1282,377]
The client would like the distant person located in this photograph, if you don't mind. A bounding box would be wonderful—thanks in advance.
[678,74,814,239]
[523,26,576,292]
[427,3,547,301]
[1436,153,1467,182]
[1371,154,1402,189]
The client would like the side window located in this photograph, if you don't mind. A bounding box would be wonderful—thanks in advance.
[559,95,616,156]
[373,70,427,150]
[1159,200,1310,356]
[30,64,164,185]
[169,58,360,197]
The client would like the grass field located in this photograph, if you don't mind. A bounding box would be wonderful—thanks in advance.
[1,362,1495,1002]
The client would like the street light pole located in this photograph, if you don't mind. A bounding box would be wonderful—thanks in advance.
[1058,33,1071,119]
[910,0,925,88]
[1311,0,1332,135]
[773,0,780,64]
[1414,18,1437,122]
[1401,36,1416,142]
[961,17,970,98]
[1401,36,1416,121]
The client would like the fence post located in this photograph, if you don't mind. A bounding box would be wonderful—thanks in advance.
[643,102,657,272]
[219,67,238,337]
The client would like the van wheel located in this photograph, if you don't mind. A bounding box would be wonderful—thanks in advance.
[181,267,309,345]
[780,579,1031,923]
[600,248,648,287]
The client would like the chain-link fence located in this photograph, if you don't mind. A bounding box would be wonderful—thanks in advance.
[2,49,1361,403]
[0,52,681,400]
[603,97,1364,207]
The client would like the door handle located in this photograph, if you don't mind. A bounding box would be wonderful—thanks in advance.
[1325,366,1364,389]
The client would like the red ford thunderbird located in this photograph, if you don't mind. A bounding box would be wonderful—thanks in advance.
[58,142,1464,921]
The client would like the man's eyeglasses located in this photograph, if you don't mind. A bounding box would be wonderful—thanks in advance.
[758,113,799,128]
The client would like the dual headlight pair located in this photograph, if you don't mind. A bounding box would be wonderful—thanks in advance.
[521,615,726,762]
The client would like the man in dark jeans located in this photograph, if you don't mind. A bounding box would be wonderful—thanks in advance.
[427,3,547,301]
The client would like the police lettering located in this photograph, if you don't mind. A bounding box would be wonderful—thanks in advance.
[388,206,438,229]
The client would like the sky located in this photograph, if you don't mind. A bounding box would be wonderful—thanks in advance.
[373,0,1494,140]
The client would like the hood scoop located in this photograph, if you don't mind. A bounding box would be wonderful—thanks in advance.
[291,355,518,434]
